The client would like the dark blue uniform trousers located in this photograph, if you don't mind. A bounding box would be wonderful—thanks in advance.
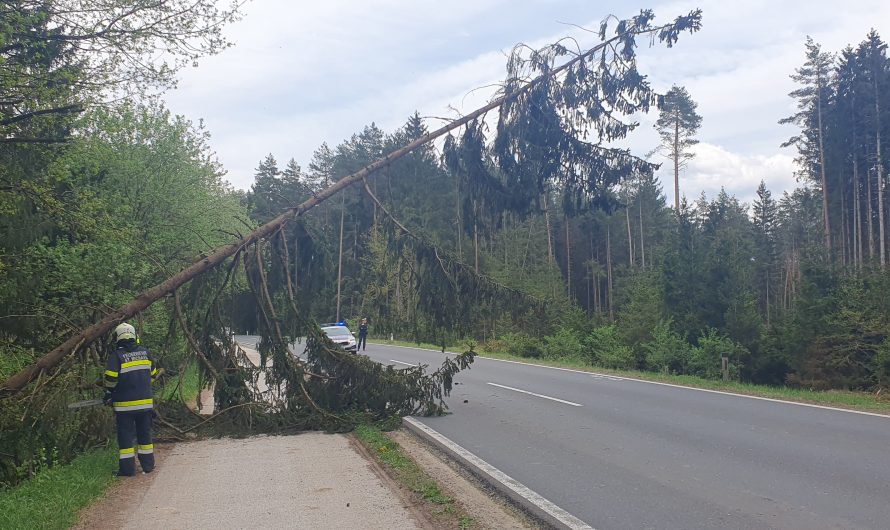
[116,411,154,475]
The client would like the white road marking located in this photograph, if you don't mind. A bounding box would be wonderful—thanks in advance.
[403,417,595,530]
[487,382,582,407]
[375,342,890,420]
[591,374,624,381]
[389,359,416,366]
[624,378,890,419]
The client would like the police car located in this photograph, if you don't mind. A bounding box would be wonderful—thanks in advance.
[320,322,358,352]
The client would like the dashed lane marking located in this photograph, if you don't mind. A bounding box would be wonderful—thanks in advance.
[389,359,416,366]
[486,382,583,407]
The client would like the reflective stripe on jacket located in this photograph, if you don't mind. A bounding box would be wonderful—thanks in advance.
[105,341,156,412]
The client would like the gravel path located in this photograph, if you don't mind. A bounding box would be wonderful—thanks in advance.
[77,434,422,530]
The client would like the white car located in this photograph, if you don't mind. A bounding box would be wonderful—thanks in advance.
[321,325,357,352]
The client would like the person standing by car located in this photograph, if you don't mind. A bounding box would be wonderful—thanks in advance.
[104,322,158,476]
[357,318,369,351]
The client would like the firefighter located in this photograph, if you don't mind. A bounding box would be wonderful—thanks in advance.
[104,322,158,476]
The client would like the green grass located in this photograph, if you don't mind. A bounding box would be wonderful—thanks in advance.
[371,338,890,414]
[158,362,201,403]
[353,425,475,528]
[0,447,117,530]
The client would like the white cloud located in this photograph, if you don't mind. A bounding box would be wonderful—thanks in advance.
[669,143,797,206]
[162,0,890,201]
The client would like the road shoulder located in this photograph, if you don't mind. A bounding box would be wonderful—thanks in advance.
[386,428,536,529]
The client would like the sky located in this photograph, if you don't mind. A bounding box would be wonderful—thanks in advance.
[163,0,890,206]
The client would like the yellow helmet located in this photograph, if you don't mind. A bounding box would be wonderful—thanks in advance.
[112,322,137,342]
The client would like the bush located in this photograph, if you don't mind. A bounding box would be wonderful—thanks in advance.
[542,328,584,360]
[479,338,506,355]
[583,326,635,369]
[501,332,544,358]
[689,328,748,380]
[642,320,691,373]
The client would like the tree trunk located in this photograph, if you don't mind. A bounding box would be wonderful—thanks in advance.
[455,177,462,260]
[875,78,886,268]
[336,194,345,322]
[674,118,680,214]
[816,85,832,253]
[293,231,299,292]
[868,144,876,260]
[543,194,554,265]
[520,217,534,277]
[765,273,770,327]
[606,226,614,320]
[639,198,645,268]
[855,159,863,268]
[841,179,848,266]
[565,215,572,298]
[625,204,634,267]
[473,199,479,274]
[501,212,509,270]
[594,242,601,314]
[594,275,600,313]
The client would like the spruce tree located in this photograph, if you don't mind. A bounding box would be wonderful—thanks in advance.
[855,31,889,267]
[781,37,836,254]
[753,181,779,324]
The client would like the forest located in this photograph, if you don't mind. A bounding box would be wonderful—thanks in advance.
[0,2,888,488]
[238,32,890,392]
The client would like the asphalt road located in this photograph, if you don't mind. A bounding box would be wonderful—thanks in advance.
[236,336,890,529]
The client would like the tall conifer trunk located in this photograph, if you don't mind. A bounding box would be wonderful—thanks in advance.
[625,205,634,266]
[639,199,645,268]
[765,275,770,327]
[841,181,848,265]
[455,177,462,260]
[606,226,614,320]
[565,215,572,298]
[875,79,886,268]
[673,119,680,214]
[336,194,345,322]
[854,160,863,268]
[816,85,832,253]
[543,194,554,265]
[473,199,479,274]
[293,232,299,292]
[868,160,876,260]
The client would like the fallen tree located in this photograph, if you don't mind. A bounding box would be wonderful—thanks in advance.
[2,8,702,395]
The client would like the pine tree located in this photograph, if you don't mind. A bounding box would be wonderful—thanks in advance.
[781,37,836,254]
[653,85,702,214]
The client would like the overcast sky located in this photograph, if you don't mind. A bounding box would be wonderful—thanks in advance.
[163,0,889,205]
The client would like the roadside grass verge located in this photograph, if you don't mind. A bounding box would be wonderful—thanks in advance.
[353,424,475,529]
[158,361,201,403]
[370,338,890,415]
[0,447,117,530]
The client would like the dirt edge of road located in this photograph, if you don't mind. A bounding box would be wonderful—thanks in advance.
[347,434,438,530]
[72,444,171,530]
[386,428,539,530]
